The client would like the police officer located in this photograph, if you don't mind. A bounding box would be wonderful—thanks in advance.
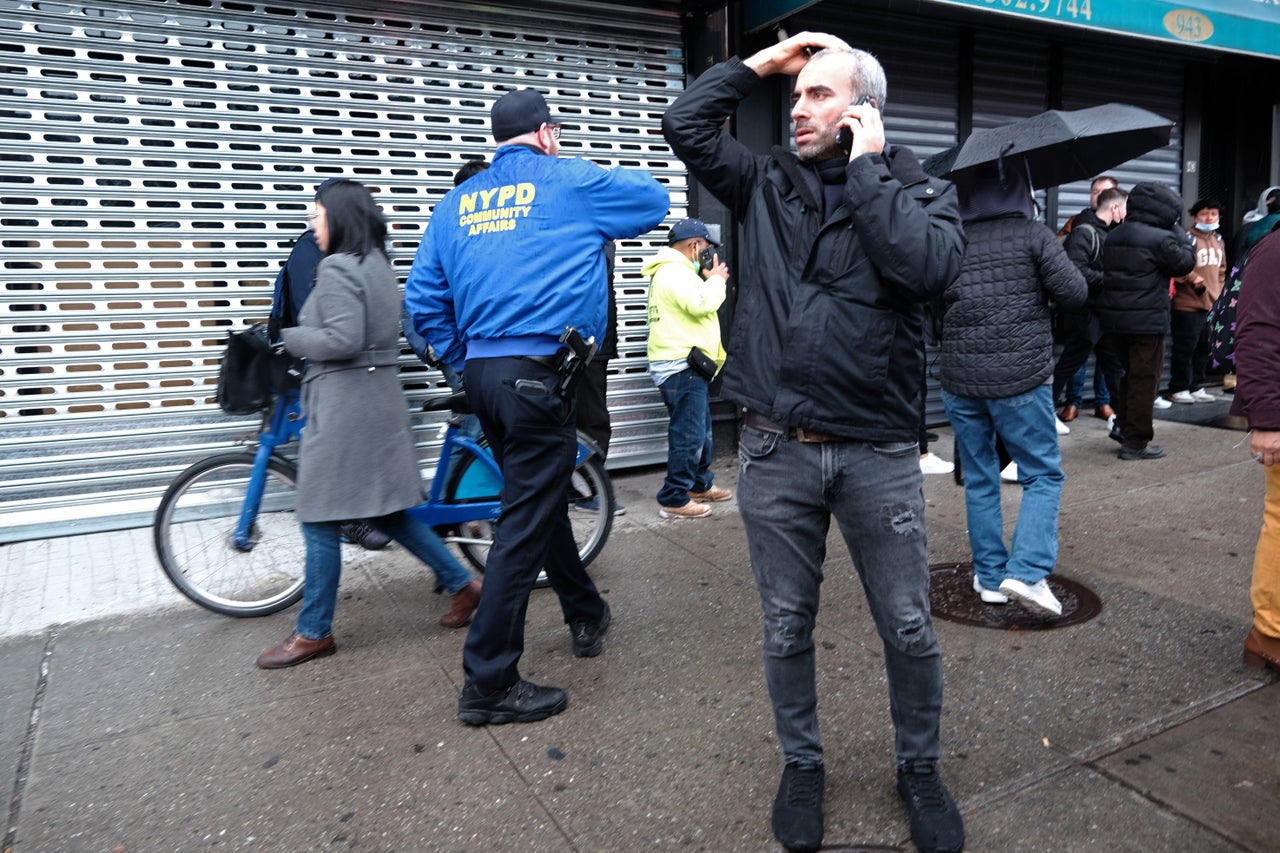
[406,89,668,725]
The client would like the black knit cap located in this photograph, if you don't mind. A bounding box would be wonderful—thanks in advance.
[491,89,553,141]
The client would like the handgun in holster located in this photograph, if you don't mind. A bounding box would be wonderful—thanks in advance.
[553,326,597,400]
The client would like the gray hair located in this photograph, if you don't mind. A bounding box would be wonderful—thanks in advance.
[810,47,888,110]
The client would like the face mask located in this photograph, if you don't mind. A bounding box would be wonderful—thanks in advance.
[1194,221,1219,232]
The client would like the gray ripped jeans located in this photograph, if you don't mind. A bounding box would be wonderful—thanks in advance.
[737,425,943,768]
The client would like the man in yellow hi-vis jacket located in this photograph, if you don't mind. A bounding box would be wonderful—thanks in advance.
[643,217,731,519]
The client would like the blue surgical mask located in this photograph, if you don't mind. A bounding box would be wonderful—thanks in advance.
[1194,221,1219,232]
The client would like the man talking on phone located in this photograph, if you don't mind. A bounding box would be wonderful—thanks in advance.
[663,32,966,853]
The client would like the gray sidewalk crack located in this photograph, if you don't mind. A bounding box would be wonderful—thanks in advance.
[3,628,56,853]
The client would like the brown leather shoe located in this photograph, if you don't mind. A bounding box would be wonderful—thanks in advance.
[1059,404,1079,422]
[441,578,482,628]
[1243,626,1280,672]
[1094,404,1115,420]
[256,632,336,669]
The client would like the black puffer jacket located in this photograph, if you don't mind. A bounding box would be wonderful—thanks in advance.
[661,58,965,442]
[941,214,1087,398]
[1096,183,1196,335]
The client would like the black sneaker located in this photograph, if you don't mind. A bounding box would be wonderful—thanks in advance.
[570,600,611,658]
[457,678,567,725]
[1118,444,1166,461]
[1108,425,1125,444]
[897,761,965,853]
[339,520,391,550]
[771,762,824,852]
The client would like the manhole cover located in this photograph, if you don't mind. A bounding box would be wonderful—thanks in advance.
[929,561,1101,630]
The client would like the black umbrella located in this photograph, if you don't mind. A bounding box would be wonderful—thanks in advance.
[939,103,1174,190]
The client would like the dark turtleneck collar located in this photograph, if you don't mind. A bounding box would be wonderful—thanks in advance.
[815,157,847,220]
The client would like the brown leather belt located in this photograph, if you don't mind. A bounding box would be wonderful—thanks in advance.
[743,411,845,444]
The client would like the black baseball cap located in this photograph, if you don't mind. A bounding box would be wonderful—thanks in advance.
[667,217,720,246]
[491,89,553,141]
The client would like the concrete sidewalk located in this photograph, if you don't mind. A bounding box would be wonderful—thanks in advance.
[2,412,1277,851]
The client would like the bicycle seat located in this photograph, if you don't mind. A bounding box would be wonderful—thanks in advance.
[422,391,473,415]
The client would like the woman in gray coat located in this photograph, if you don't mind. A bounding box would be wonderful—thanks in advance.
[257,180,481,669]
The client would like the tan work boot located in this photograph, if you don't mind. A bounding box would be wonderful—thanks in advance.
[659,501,712,519]
[688,485,733,502]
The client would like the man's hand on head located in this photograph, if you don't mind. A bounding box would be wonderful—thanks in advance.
[744,31,853,78]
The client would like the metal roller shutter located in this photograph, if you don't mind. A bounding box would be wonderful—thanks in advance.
[0,0,685,542]
[972,29,1052,217]
[1055,44,1184,227]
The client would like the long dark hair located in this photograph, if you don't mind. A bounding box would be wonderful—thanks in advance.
[315,179,387,259]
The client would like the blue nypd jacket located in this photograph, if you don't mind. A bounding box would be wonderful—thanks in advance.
[405,144,669,369]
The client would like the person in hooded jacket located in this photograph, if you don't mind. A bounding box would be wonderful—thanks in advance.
[940,160,1087,617]
[1095,182,1196,460]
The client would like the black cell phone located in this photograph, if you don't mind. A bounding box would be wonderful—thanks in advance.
[698,246,717,270]
[837,95,877,152]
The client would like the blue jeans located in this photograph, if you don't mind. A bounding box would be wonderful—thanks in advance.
[1066,362,1110,408]
[942,385,1064,591]
[737,425,942,767]
[295,512,475,640]
[657,369,714,507]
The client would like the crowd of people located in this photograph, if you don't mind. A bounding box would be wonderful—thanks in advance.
[243,32,1280,853]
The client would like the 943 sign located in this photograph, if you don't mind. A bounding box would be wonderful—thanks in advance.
[1162,8,1214,43]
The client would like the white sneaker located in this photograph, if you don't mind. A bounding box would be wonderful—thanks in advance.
[1153,396,1173,409]
[998,578,1063,617]
[972,574,1009,604]
[1000,461,1018,483]
[1170,390,1195,404]
[919,452,954,475]
[1191,388,1217,402]
[1055,416,1070,435]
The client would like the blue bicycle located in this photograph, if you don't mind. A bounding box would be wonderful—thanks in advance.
[152,389,614,617]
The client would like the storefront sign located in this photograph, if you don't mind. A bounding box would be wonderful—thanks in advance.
[918,0,1280,59]
[744,0,1280,60]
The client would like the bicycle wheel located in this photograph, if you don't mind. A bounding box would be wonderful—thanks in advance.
[154,452,305,617]
[443,438,614,580]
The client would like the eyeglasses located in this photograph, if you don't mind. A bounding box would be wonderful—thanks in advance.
[545,123,562,140]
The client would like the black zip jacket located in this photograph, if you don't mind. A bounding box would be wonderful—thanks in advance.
[1097,182,1196,336]
[661,58,965,442]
